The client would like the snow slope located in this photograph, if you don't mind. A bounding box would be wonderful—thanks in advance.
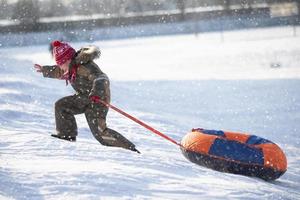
[1,26,300,200]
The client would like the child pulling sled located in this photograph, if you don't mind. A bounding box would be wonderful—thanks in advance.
[34,40,139,153]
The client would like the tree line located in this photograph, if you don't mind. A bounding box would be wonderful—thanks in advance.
[0,0,298,25]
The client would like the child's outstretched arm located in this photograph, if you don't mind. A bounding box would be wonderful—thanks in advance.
[34,64,64,79]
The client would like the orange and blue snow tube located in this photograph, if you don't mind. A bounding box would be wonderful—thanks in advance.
[181,128,287,180]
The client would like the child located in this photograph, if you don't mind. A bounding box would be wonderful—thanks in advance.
[34,40,140,153]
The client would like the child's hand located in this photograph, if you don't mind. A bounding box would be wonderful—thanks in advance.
[34,64,42,73]
[89,95,100,103]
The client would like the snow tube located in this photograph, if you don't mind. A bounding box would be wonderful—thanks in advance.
[181,128,287,180]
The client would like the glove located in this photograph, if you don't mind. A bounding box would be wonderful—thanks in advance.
[89,95,100,104]
[34,64,42,73]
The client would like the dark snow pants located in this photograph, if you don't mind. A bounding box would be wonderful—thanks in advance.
[54,94,136,150]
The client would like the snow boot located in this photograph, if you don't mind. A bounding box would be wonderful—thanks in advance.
[129,145,141,154]
[51,134,76,142]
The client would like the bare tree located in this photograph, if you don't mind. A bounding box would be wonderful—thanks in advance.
[297,0,300,17]
[12,0,39,24]
[49,0,66,17]
[0,0,9,19]
[121,0,143,13]
[176,0,185,19]
[223,0,231,11]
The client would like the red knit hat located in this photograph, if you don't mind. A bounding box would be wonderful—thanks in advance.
[52,40,76,66]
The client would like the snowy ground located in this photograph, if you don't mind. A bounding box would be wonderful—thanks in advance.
[0,26,300,200]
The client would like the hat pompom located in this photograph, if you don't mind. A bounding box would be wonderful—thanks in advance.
[52,40,62,47]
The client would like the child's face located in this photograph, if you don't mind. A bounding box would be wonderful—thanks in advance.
[59,59,71,72]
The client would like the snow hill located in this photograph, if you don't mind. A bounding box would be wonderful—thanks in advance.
[0,26,300,200]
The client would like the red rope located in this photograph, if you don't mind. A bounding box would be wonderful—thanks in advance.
[98,99,182,147]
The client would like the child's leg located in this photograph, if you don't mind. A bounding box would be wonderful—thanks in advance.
[55,95,89,138]
[85,104,137,151]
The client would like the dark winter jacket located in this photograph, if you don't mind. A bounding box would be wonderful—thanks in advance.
[41,46,110,103]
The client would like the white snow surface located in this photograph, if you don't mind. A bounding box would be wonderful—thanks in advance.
[1,26,300,200]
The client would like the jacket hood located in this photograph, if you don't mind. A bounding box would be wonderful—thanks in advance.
[75,45,101,64]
